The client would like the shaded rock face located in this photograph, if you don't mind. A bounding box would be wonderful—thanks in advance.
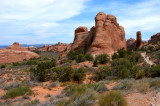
[135,31,143,48]
[7,42,28,51]
[0,42,40,64]
[127,31,144,49]
[149,32,160,44]
[127,38,136,49]
[72,26,89,51]
[72,12,127,56]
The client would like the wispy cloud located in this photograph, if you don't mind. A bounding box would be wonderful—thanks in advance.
[0,0,90,45]
[0,0,160,45]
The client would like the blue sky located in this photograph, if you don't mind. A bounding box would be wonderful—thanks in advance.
[0,0,160,45]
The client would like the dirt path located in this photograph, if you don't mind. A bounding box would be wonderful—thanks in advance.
[141,52,155,66]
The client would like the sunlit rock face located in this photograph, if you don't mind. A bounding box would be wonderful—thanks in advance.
[72,12,127,56]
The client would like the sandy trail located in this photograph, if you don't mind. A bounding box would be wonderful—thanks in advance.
[141,52,155,66]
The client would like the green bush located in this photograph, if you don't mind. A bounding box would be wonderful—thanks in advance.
[30,58,56,82]
[93,59,98,67]
[67,49,85,60]
[144,65,160,77]
[99,91,127,106]
[111,58,131,69]
[13,62,20,66]
[4,86,32,99]
[76,54,86,63]
[1,64,6,68]
[112,65,129,79]
[60,59,72,64]
[26,60,38,65]
[118,48,127,58]
[112,53,119,60]
[94,66,111,81]
[51,67,87,82]
[96,54,109,64]
[85,53,94,61]
[73,67,87,83]
[150,80,160,89]
[51,66,74,82]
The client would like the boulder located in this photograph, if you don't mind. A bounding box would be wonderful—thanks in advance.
[127,38,136,49]
[72,12,127,56]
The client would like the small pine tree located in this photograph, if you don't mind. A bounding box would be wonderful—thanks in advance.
[112,53,119,60]
[93,59,98,67]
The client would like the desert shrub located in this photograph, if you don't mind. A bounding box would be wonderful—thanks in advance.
[136,71,145,79]
[60,59,72,64]
[85,53,94,61]
[133,80,150,93]
[113,80,134,90]
[93,59,98,67]
[3,81,22,90]
[4,86,32,99]
[99,91,127,106]
[76,54,86,63]
[96,54,109,64]
[1,64,6,68]
[147,46,156,52]
[95,82,109,93]
[94,66,111,81]
[12,62,20,66]
[31,99,40,105]
[150,80,160,89]
[73,67,87,83]
[112,53,119,60]
[51,67,87,82]
[37,58,56,70]
[30,58,56,82]
[112,65,129,79]
[111,58,131,69]
[26,60,38,65]
[48,81,59,89]
[67,49,84,60]
[58,89,97,106]
[118,48,127,58]
[51,66,74,82]
[130,66,139,79]
[144,65,160,77]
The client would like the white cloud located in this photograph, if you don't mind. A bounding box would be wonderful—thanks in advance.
[0,0,90,45]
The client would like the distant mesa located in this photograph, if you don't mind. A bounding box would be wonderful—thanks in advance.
[71,12,126,56]
[0,42,39,64]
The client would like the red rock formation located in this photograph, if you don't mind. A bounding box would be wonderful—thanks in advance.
[72,12,127,56]
[127,38,136,49]
[135,31,143,48]
[149,32,160,44]
[0,49,40,64]
[72,26,89,51]
[28,46,36,51]
[127,31,144,49]
[38,42,71,55]
[0,42,40,64]
[7,42,28,51]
